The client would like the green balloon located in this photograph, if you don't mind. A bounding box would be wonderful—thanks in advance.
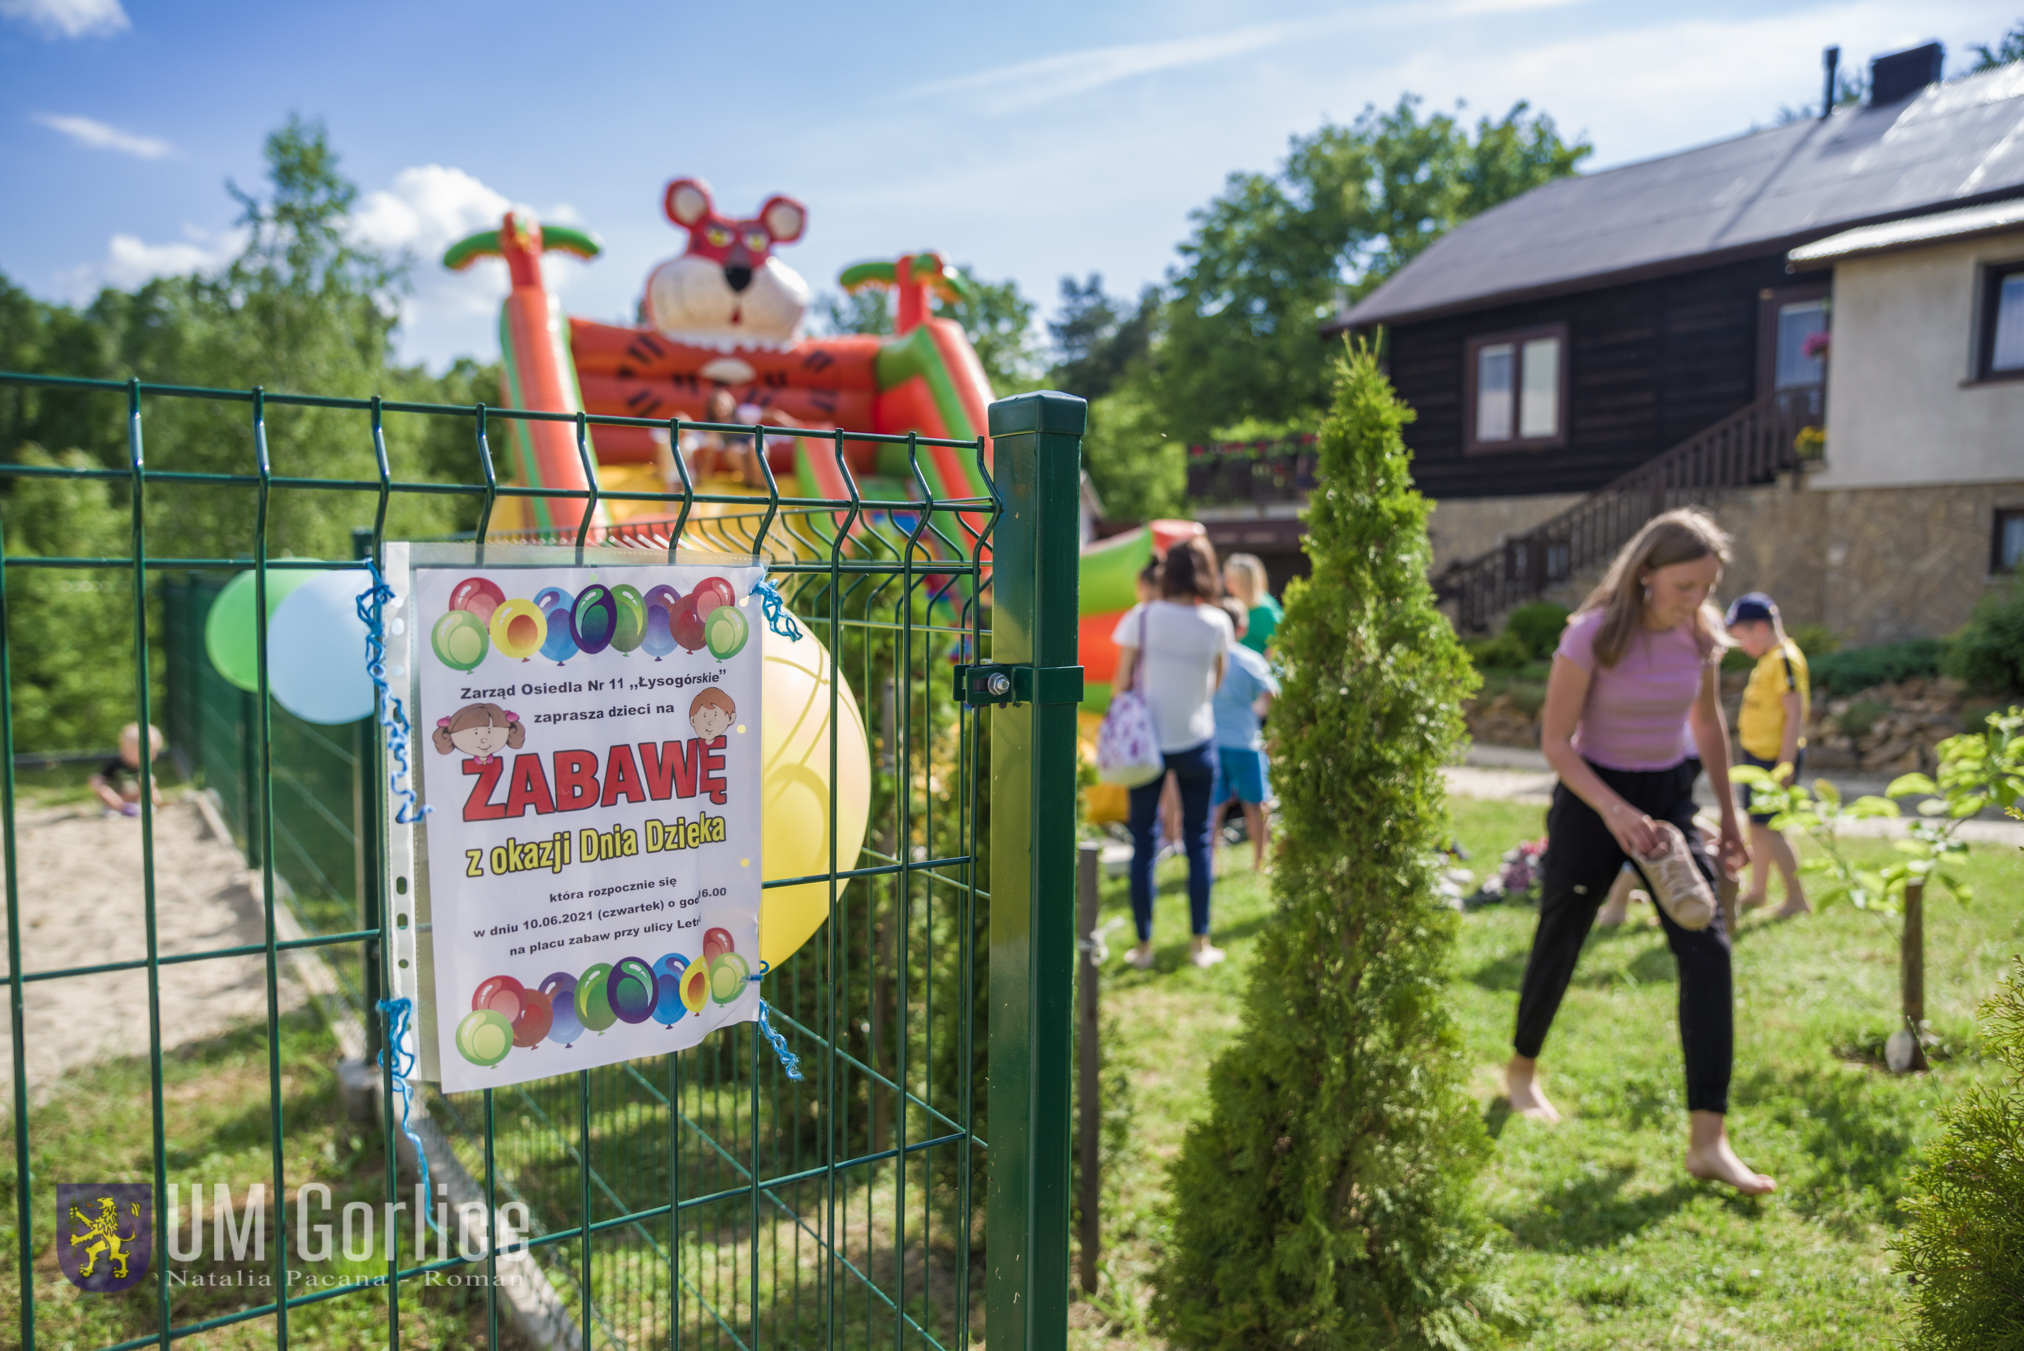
[456,1009,514,1067]
[432,609,490,671]
[705,604,749,660]
[576,963,617,1032]
[709,954,748,1005]
[610,584,647,654]
[204,567,320,693]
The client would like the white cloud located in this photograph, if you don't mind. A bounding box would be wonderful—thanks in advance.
[0,0,128,38]
[67,225,244,292]
[33,112,172,158]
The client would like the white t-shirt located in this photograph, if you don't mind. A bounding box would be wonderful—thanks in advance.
[1113,601,1232,752]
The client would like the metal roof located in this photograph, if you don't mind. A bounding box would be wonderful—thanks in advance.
[1330,61,2024,331]
[1788,195,2024,266]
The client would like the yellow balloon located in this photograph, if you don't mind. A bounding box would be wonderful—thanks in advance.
[759,622,871,969]
[489,598,548,660]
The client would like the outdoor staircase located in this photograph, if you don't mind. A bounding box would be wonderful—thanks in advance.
[1436,394,1816,632]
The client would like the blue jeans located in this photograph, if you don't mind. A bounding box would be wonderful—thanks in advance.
[1127,740,1216,942]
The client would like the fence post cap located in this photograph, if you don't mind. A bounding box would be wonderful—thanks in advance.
[988,390,1088,438]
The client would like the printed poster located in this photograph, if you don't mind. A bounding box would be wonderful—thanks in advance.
[411,554,765,1092]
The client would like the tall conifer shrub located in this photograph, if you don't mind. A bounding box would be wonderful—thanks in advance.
[1154,344,1497,1349]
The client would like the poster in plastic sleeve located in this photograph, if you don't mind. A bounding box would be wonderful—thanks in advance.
[413,557,764,1092]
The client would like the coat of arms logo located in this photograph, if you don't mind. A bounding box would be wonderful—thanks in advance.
[57,1182,153,1293]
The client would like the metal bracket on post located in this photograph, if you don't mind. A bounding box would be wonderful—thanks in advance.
[953,662,1084,708]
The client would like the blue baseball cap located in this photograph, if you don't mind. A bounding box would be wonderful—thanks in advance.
[1724,593,1777,626]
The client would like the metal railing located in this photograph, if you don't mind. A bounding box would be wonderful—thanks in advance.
[1182,436,1317,508]
[0,370,1085,1351]
[1437,395,1816,631]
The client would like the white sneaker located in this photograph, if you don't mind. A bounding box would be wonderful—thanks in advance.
[1639,822,1716,931]
[1191,944,1226,968]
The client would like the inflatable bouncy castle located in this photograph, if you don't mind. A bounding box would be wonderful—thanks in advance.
[442,180,996,540]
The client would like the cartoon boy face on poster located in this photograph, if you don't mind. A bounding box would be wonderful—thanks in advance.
[407,558,766,1093]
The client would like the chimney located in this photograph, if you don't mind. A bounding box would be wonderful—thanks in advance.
[1869,41,1944,105]
[1821,45,1839,119]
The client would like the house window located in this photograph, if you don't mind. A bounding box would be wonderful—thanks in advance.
[1773,300,1828,388]
[1995,508,2024,574]
[1981,262,2024,380]
[1466,325,1566,452]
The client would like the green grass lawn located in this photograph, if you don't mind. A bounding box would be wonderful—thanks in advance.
[1070,796,2024,1350]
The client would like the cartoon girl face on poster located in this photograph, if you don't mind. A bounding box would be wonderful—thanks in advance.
[432,703,524,765]
[689,688,735,741]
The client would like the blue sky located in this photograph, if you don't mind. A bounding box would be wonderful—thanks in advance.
[1,0,2017,371]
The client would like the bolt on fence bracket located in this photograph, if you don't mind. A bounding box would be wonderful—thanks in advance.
[953,662,1084,708]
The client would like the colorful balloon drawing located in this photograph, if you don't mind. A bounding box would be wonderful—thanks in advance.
[472,974,526,1020]
[709,952,749,1005]
[571,585,617,654]
[432,609,490,671]
[532,586,574,614]
[541,972,584,1046]
[610,584,648,654]
[539,602,580,663]
[575,962,617,1032]
[490,598,547,661]
[641,602,678,659]
[680,962,711,1013]
[670,593,708,650]
[650,953,690,1025]
[449,577,507,624]
[455,1009,515,1067]
[702,927,734,963]
[609,956,658,1024]
[512,988,554,1047]
[691,576,737,613]
[706,604,749,659]
[643,584,682,615]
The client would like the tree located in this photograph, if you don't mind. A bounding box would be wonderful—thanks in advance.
[1148,97,1589,444]
[1890,955,2024,1349]
[1153,342,1499,1349]
[1971,18,2024,70]
[1046,274,1157,403]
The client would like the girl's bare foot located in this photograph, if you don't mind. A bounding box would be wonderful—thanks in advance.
[1685,1111,1776,1195]
[1738,889,1768,911]
[1126,943,1154,970]
[1504,1055,1561,1122]
[1595,893,1630,927]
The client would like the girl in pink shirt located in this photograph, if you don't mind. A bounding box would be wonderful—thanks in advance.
[1504,508,1771,1197]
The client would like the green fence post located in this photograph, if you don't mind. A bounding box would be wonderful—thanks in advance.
[985,390,1085,1351]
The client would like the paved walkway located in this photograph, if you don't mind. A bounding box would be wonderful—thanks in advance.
[1444,746,2024,846]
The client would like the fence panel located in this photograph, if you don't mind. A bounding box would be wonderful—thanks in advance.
[0,373,1079,1351]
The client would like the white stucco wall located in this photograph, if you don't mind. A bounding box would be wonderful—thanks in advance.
[1811,230,2024,490]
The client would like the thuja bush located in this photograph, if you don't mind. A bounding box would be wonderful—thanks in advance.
[1153,343,1500,1349]
[1891,955,2024,1348]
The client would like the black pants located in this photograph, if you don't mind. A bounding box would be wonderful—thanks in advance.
[1513,758,1733,1114]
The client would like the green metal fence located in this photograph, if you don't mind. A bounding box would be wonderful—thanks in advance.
[0,373,1084,1351]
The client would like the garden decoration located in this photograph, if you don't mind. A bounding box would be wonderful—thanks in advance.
[442,180,997,539]
[1461,836,1546,909]
[1736,706,2024,1071]
[381,548,807,1091]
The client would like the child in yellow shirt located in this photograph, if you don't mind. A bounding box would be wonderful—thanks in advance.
[1726,593,1809,917]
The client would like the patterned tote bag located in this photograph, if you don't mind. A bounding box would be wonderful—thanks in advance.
[1096,607,1164,788]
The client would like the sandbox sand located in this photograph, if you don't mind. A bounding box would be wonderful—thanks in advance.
[0,797,306,1102]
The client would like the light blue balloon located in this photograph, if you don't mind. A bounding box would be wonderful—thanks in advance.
[533,586,573,613]
[265,570,376,724]
[641,603,678,660]
[539,604,579,664]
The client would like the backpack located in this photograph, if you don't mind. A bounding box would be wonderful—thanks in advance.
[1096,607,1164,788]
